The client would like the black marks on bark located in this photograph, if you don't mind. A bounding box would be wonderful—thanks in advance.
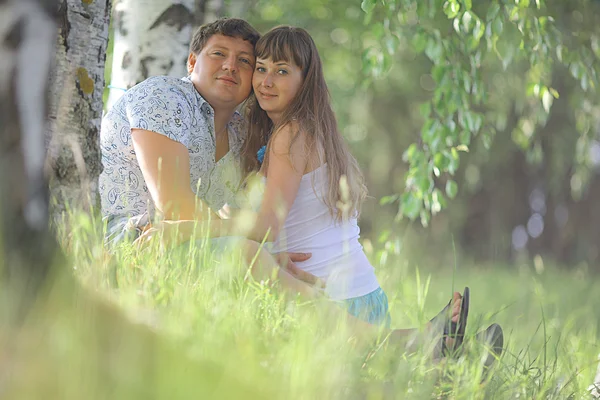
[149,4,193,32]
[73,10,91,20]
[3,69,22,162]
[57,0,70,52]
[115,9,127,36]
[121,51,131,69]
[4,18,24,50]
[140,56,156,79]
[165,59,174,73]
[103,0,111,20]
[182,56,189,71]
[98,42,105,64]
[50,103,102,185]
[195,0,207,25]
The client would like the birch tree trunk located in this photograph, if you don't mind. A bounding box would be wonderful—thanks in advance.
[46,0,111,220]
[0,5,272,396]
[0,0,63,324]
[106,0,198,109]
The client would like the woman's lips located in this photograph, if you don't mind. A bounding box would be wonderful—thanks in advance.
[258,91,277,99]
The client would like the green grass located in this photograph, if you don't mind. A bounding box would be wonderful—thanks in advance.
[25,211,600,399]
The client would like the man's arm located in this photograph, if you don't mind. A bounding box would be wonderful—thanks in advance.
[131,129,217,221]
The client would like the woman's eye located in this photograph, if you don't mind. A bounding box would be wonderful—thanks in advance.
[278,69,288,75]
[256,67,266,73]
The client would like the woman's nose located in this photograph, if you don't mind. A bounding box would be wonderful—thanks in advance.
[263,74,273,88]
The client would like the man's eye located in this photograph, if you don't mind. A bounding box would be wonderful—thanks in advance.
[214,51,224,56]
[240,58,251,64]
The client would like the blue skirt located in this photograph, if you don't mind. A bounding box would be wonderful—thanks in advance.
[344,287,391,328]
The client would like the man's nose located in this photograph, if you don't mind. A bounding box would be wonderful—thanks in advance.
[222,55,238,73]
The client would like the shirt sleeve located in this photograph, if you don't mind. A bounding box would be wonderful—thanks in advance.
[124,77,194,149]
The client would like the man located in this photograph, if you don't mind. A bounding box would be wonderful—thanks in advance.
[99,18,316,283]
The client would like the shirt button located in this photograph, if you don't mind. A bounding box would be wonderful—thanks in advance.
[206,109,212,115]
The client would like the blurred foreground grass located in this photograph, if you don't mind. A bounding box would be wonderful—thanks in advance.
[5,211,599,399]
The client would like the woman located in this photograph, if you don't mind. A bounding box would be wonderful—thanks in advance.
[236,25,472,353]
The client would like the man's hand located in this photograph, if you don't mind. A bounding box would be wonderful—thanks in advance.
[134,220,191,249]
[274,252,326,289]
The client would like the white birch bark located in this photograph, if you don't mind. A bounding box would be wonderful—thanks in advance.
[0,0,62,322]
[198,0,224,24]
[106,0,197,109]
[46,0,112,219]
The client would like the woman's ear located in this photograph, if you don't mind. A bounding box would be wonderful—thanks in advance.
[187,53,197,75]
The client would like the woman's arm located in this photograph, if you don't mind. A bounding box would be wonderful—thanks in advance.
[132,129,218,221]
[249,124,309,242]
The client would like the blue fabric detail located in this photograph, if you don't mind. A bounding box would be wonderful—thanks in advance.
[104,214,148,249]
[257,145,266,164]
[345,287,391,327]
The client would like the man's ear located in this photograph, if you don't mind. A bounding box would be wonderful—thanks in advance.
[187,53,197,75]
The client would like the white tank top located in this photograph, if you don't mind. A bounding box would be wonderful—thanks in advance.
[260,165,381,300]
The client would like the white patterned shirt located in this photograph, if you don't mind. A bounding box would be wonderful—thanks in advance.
[99,76,245,221]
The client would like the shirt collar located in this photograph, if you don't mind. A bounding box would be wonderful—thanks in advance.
[181,75,244,124]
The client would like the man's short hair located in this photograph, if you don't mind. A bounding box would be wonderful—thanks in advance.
[189,18,260,55]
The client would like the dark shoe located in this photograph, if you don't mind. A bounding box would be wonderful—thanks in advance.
[470,323,504,382]
[430,287,470,357]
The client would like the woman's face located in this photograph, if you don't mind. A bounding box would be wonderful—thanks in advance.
[252,57,303,124]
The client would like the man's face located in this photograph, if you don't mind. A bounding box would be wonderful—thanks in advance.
[188,34,255,111]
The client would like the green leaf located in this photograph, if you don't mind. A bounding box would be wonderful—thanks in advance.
[402,143,418,162]
[461,10,474,32]
[431,189,443,214]
[463,0,472,10]
[384,35,400,55]
[425,38,444,62]
[400,192,422,220]
[446,180,458,199]
[472,19,485,45]
[486,3,501,21]
[419,211,430,227]
[418,170,432,193]
[541,88,553,113]
[492,18,503,36]
[443,0,461,19]
[432,64,447,83]
[459,130,472,146]
[412,32,428,53]
[448,148,460,174]
[434,152,447,169]
[361,0,377,14]
[481,128,495,149]
[380,194,399,205]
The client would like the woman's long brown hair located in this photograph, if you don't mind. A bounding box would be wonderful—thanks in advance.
[241,26,367,220]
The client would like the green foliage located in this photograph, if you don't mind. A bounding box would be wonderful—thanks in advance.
[361,0,600,225]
